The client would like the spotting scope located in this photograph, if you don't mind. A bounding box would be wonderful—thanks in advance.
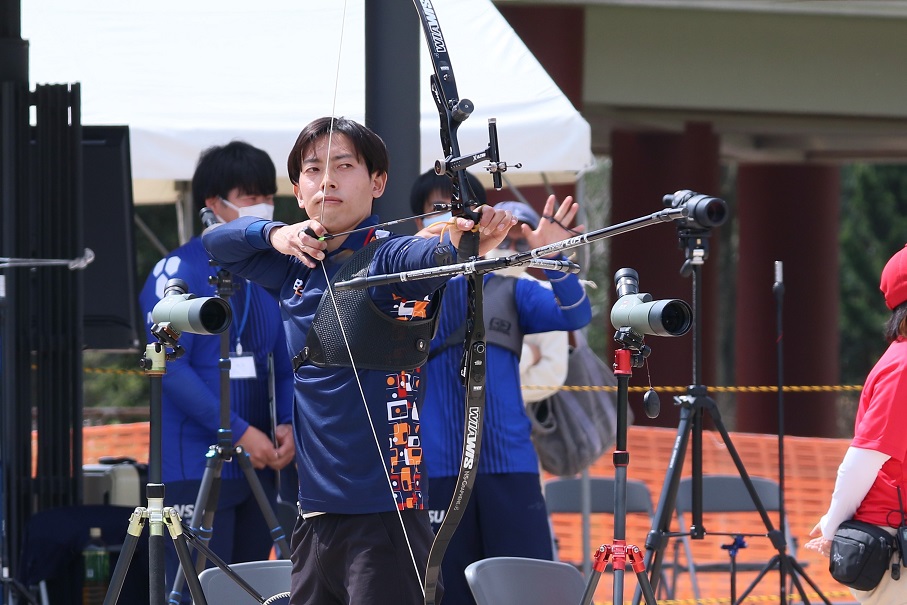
[610,268,692,337]
[151,279,232,335]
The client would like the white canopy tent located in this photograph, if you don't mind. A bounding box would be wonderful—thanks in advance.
[21,0,593,203]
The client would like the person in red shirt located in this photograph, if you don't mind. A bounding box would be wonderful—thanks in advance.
[806,243,907,602]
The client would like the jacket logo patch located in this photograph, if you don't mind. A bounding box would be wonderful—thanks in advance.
[489,317,511,334]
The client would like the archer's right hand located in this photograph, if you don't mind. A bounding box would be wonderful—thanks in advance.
[270,220,328,268]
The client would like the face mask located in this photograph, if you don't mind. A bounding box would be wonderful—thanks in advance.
[422,212,451,227]
[220,198,275,221]
[422,212,452,227]
[485,247,526,278]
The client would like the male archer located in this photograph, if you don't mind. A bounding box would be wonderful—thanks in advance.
[202,116,515,605]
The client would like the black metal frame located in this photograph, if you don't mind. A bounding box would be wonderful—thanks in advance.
[1,81,83,602]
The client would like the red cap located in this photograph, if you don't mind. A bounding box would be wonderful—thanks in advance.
[880,244,907,310]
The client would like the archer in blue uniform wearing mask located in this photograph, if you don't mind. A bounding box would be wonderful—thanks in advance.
[138,141,296,603]
[412,171,592,605]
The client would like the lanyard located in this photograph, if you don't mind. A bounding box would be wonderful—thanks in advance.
[231,280,251,354]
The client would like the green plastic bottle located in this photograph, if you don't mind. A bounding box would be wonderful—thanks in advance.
[82,527,109,605]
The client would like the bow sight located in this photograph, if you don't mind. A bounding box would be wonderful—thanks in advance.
[433,118,522,192]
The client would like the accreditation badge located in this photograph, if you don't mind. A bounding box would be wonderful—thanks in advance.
[229,353,257,379]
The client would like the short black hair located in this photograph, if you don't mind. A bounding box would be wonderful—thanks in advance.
[885,301,907,343]
[408,169,487,216]
[191,141,277,212]
[287,117,389,185]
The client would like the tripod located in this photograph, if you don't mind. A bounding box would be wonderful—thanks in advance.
[169,250,291,603]
[579,327,660,605]
[634,231,830,605]
[728,260,830,603]
[105,321,290,605]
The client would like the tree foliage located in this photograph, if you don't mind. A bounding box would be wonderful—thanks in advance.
[839,164,907,385]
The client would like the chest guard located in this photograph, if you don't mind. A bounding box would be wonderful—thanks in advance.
[294,238,443,371]
[429,275,523,359]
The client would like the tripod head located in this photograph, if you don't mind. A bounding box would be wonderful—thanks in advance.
[613,326,651,368]
[200,208,237,299]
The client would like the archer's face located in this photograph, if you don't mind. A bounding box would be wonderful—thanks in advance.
[293,133,387,236]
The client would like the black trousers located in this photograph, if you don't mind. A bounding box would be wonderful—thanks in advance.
[289,509,441,605]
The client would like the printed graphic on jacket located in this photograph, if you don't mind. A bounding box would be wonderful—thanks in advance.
[387,369,423,509]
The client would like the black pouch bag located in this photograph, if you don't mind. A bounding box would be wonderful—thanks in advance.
[830,520,896,591]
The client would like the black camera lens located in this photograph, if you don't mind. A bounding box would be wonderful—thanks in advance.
[688,195,727,228]
[614,268,640,298]
[663,190,729,229]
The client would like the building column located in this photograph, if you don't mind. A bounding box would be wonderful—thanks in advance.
[734,164,839,437]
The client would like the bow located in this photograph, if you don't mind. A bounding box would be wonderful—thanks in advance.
[411,2,508,603]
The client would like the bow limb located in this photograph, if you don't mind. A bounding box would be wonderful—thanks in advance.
[422,234,486,605]
[413,1,487,603]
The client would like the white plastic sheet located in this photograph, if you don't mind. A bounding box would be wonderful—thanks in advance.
[22,0,593,181]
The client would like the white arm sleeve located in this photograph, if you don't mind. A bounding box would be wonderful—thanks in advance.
[519,330,569,404]
[819,446,890,539]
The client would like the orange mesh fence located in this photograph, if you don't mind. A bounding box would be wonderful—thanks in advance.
[31,423,150,476]
[34,422,856,602]
[546,425,855,603]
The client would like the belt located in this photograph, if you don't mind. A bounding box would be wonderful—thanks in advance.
[297,502,325,520]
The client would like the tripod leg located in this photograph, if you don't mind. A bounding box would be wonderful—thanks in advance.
[635,404,695,604]
[0,577,40,605]
[786,556,833,605]
[235,448,291,557]
[704,412,777,528]
[700,407,833,605]
[736,555,831,605]
[165,509,209,605]
[191,451,225,568]
[579,546,608,605]
[170,452,225,603]
[177,511,273,603]
[103,508,147,605]
[735,555,779,604]
[628,546,658,605]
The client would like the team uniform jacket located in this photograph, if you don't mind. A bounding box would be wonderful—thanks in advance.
[138,236,294,482]
[422,271,592,478]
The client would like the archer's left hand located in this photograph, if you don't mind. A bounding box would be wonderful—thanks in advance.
[524,195,584,255]
[446,206,517,256]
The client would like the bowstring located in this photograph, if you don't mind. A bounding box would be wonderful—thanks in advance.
[316,0,425,594]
